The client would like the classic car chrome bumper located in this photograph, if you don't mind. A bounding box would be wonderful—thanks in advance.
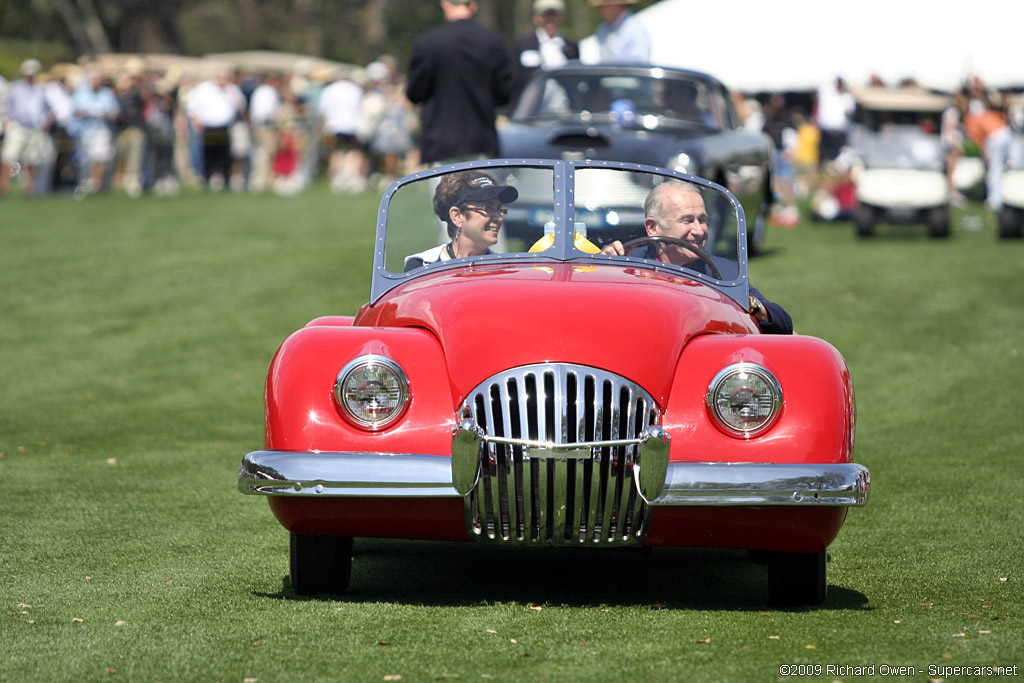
[238,450,870,506]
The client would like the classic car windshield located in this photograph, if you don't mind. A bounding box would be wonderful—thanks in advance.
[513,72,721,130]
[383,166,554,273]
[569,167,741,269]
[381,162,743,287]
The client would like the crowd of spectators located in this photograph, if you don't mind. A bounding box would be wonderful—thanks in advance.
[0,0,654,200]
[1,0,1018,212]
[0,53,420,199]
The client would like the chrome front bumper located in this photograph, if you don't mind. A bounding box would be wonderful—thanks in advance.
[238,450,870,507]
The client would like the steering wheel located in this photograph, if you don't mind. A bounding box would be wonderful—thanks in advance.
[620,235,722,280]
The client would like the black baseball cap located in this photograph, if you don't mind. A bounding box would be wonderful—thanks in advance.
[453,175,519,206]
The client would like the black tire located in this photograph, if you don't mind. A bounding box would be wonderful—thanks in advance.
[748,209,768,256]
[854,205,875,238]
[998,207,1023,239]
[747,549,771,563]
[747,182,771,256]
[768,550,827,607]
[926,207,951,238]
[289,533,354,596]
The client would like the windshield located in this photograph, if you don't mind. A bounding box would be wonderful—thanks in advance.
[376,161,745,302]
[850,124,944,171]
[1007,132,1024,171]
[383,166,554,273]
[513,72,722,130]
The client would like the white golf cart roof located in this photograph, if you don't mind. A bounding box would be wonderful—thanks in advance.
[851,87,951,113]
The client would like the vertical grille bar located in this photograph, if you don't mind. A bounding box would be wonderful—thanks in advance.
[569,372,585,542]
[600,379,620,541]
[583,373,602,542]
[615,388,638,540]
[535,371,547,539]
[484,385,504,539]
[499,377,519,540]
[511,375,534,541]
[565,374,579,544]
[546,371,570,540]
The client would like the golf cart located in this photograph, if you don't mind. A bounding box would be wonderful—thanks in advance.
[998,96,1024,239]
[848,87,952,238]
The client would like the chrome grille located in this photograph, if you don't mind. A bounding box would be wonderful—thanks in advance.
[459,364,660,545]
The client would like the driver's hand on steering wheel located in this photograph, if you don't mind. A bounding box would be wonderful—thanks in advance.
[602,240,626,256]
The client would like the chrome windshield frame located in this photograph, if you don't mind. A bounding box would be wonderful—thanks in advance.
[369,158,751,309]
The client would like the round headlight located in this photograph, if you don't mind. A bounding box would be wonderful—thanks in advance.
[334,355,410,430]
[706,363,782,437]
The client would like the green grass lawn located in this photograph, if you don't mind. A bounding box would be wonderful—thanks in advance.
[1,187,1022,682]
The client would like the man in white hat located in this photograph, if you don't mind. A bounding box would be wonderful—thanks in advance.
[510,0,579,106]
[1,59,52,196]
[591,0,650,65]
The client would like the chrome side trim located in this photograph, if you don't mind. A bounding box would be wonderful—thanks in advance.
[652,462,870,506]
[238,451,459,497]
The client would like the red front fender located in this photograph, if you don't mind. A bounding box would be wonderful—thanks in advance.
[662,334,856,465]
[264,324,456,455]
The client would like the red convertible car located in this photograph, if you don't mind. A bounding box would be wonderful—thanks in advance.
[239,160,869,606]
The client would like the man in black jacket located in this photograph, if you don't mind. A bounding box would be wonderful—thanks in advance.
[509,0,579,108]
[406,0,513,165]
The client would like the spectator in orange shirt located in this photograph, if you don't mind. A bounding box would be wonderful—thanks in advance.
[963,92,1010,211]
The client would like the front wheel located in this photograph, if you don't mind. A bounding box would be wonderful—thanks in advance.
[748,209,768,256]
[999,207,1023,238]
[290,533,354,596]
[768,550,827,607]
[854,205,875,238]
[747,181,771,256]
[926,207,951,238]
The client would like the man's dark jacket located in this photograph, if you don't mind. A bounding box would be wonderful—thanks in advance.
[406,18,513,164]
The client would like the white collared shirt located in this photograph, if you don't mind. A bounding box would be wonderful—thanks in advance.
[536,28,569,70]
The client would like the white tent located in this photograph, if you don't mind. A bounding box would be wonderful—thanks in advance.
[617,0,1023,93]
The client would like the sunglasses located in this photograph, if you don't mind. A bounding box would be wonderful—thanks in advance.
[463,205,508,219]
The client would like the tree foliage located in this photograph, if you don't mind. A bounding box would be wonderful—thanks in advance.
[1,0,658,68]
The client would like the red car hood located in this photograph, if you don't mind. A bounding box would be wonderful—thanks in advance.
[357,263,757,405]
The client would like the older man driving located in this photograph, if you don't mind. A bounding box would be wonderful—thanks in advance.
[603,180,793,334]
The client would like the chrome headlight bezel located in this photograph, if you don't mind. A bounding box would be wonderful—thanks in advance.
[334,355,410,431]
[706,363,782,438]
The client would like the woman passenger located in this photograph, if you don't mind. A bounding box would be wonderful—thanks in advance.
[404,171,518,270]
